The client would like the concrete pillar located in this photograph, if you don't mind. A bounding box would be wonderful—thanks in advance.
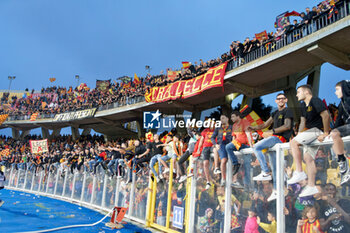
[20,130,30,140]
[50,128,61,139]
[41,127,50,139]
[175,110,187,137]
[81,128,91,136]
[71,127,80,141]
[306,65,321,97]
[12,128,20,140]
[136,119,146,139]
[191,111,201,121]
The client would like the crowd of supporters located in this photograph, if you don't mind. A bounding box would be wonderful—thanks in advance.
[2,80,350,232]
[0,0,345,120]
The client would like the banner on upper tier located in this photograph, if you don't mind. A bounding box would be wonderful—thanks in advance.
[53,108,97,122]
[30,139,48,154]
[145,62,227,103]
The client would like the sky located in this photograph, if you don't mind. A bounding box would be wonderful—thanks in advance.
[0,0,349,136]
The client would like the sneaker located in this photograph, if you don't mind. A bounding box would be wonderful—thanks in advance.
[341,170,350,185]
[299,185,319,197]
[163,168,170,174]
[187,173,194,178]
[287,171,307,184]
[253,172,272,181]
[338,158,349,174]
[220,179,226,187]
[232,163,241,176]
[205,182,211,190]
[267,190,277,202]
[179,175,187,183]
[0,200,4,207]
[214,168,221,175]
[159,174,164,179]
[156,176,161,183]
[231,181,243,189]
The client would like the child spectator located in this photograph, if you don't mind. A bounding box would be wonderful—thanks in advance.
[297,205,324,233]
[257,210,277,233]
[199,208,216,233]
[244,206,259,233]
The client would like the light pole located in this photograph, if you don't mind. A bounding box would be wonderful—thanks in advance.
[8,76,16,91]
[145,65,151,75]
[75,75,80,87]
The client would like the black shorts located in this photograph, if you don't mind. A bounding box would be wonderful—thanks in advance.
[335,124,350,137]
[201,147,212,161]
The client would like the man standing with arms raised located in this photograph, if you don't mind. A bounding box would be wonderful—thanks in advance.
[249,93,293,201]
[288,84,330,197]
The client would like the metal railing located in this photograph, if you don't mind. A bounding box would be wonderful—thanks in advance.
[5,136,350,233]
[226,0,350,71]
[5,96,146,122]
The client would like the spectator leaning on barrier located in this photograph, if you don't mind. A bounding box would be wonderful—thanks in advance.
[250,92,294,202]
[330,80,350,185]
[288,84,330,197]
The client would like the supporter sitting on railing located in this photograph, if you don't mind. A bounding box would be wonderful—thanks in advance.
[288,84,331,197]
[249,92,294,202]
[330,80,350,184]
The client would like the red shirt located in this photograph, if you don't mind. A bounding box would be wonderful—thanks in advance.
[201,128,215,148]
[232,119,250,145]
[301,219,323,233]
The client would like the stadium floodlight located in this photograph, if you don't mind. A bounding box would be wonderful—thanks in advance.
[75,75,80,87]
[145,65,151,74]
[8,76,16,91]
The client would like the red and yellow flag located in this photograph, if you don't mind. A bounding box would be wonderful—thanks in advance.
[182,61,190,69]
[0,148,10,156]
[123,82,131,89]
[0,114,9,125]
[167,70,180,81]
[133,74,141,85]
[41,102,47,109]
[255,30,268,41]
[240,105,267,137]
[145,132,154,142]
[30,112,39,121]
